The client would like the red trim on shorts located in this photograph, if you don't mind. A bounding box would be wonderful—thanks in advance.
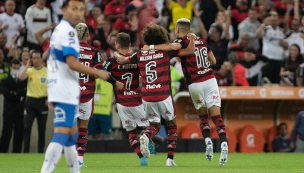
[90,99,94,119]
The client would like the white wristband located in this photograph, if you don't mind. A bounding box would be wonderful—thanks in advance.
[150,45,154,50]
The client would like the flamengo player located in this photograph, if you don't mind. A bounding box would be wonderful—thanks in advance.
[74,23,124,167]
[142,18,229,165]
[103,33,149,166]
[40,0,110,173]
[115,24,195,166]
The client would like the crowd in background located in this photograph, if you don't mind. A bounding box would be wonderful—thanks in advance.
[0,0,304,153]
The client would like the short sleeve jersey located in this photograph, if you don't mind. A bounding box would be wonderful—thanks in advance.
[47,19,80,105]
[128,49,180,102]
[174,36,215,85]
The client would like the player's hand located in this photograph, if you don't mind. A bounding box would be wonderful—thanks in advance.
[3,24,9,29]
[115,81,124,90]
[26,59,32,67]
[141,45,150,51]
[263,16,271,26]
[48,102,55,111]
[114,52,124,63]
[18,25,23,31]
[187,33,196,40]
[194,7,203,18]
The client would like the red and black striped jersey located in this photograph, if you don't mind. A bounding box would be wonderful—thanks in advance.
[174,36,215,85]
[128,49,180,102]
[79,43,104,103]
[104,54,142,107]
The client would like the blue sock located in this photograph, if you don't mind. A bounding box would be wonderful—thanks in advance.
[51,133,69,145]
[65,132,78,146]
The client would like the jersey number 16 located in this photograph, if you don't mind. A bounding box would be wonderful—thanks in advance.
[195,47,210,69]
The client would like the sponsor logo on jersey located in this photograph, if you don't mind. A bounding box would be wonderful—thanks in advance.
[197,68,211,74]
[79,54,92,60]
[80,86,87,90]
[146,84,161,89]
[124,91,138,95]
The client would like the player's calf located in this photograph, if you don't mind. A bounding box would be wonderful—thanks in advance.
[127,129,144,159]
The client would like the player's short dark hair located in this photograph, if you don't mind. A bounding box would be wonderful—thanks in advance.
[10,59,20,66]
[30,50,42,59]
[116,32,130,49]
[62,0,84,8]
[278,123,288,130]
[176,18,191,33]
[213,25,223,36]
[142,23,168,45]
[244,47,256,54]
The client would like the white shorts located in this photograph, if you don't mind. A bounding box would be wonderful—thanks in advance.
[142,96,175,123]
[188,78,221,110]
[117,103,149,131]
[77,99,93,120]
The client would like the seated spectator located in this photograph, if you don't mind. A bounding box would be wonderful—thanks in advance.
[228,52,249,86]
[199,6,231,71]
[104,0,125,22]
[280,44,302,86]
[214,62,235,86]
[230,34,250,59]
[242,47,268,86]
[208,10,234,40]
[166,0,197,31]
[110,4,137,45]
[86,5,102,29]
[0,33,9,62]
[0,59,26,153]
[272,123,292,152]
[256,11,287,84]
[238,8,261,51]
[137,0,159,48]
[290,110,304,152]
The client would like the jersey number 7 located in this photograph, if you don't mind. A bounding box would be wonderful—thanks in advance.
[122,73,133,90]
[195,47,210,68]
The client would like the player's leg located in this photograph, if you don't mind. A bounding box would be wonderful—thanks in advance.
[41,103,79,173]
[64,125,79,173]
[188,81,213,161]
[159,96,178,166]
[117,103,147,165]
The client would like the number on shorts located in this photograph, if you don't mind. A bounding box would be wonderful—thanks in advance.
[146,61,157,83]
[122,73,133,90]
[195,47,210,68]
[79,62,90,83]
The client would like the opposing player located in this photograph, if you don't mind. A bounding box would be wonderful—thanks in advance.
[103,32,149,166]
[114,24,195,166]
[142,18,229,166]
[74,23,124,167]
[40,0,110,172]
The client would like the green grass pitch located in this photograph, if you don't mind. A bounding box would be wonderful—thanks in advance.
[0,153,302,173]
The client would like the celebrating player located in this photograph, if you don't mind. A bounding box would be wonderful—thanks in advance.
[74,23,124,167]
[40,0,110,173]
[103,32,150,166]
[142,18,229,166]
[114,24,195,166]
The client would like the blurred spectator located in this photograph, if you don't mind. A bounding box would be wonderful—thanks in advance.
[7,34,19,61]
[19,50,48,153]
[166,0,196,31]
[19,50,30,74]
[214,62,235,86]
[104,0,125,22]
[0,59,26,153]
[50,0,64,24]
[0,1,5,13]
[0,49,9,93]
[272,123,292,152]
[170,57,183,76]
[92,16,111,50]
[230,34,250,59]
[86,5,102,29]
[232,0,256,23]
[87,0,102,11]
[228,51,249,86]
[137,0,159,48]
[0,0,26,48]
[273,0,297,24]
[25,0,52,52]
[256,12,287,84]
[199,0,225,31]
[106,35,116,57]
[111,4,137,45]
[296,62,304,86]
[34,23,56,52]
[0,33,9,62]
[280,44,302,86]
[238,8,261,51]
[290,110,304,152]
[242,47,268,86]
[199,6,231,71]
[208,10,234,40]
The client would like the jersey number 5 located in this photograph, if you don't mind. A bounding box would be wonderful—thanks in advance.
[122,73,133,90]
[146,61,157,83]
[195,47,210,68]
[79,62,90,83]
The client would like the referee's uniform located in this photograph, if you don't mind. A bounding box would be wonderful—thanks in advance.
[23,66,48,153]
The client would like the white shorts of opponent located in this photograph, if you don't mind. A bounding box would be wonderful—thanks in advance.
[77,98,93,120]
[142,96,175,123]
[188,78,221,110]
[117,103,150,131]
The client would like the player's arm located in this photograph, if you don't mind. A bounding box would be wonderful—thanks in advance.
[207,52,216,65]
[142,43,182,51]
[179,33,196,56]
[114,52,138,65]
[35,24,55,45]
